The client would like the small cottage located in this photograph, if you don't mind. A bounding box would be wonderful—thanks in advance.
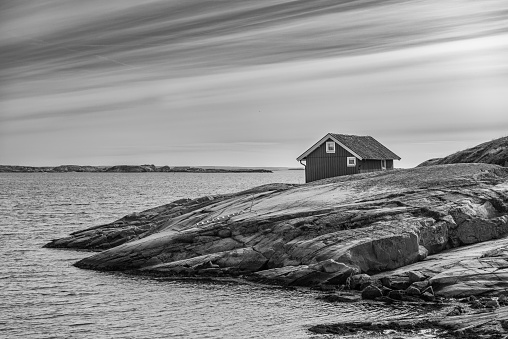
[296,133,401,183]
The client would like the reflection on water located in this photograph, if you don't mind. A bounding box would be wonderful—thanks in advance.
[1,172,443,338]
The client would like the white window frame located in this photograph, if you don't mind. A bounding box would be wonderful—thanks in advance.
[381,159,386,170]
[325,141,335,153]
[347,157,356,167]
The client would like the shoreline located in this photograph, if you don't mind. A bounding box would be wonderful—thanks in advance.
[85,267,477,337]
[89,268,508,338]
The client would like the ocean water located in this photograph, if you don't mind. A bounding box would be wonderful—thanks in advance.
[0,172,438,339]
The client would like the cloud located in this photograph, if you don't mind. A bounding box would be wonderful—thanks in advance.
[1,0,508,167]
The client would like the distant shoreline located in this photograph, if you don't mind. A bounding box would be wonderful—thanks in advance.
[0,165,274,173]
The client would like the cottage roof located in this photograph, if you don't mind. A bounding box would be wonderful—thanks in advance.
[297,133,401,161]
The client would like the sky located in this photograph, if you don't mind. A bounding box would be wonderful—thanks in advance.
[1,0,507,168]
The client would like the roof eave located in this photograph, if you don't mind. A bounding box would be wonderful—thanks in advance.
[366,156,401,161]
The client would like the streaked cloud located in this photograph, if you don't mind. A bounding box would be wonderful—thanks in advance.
[1,0,507,167]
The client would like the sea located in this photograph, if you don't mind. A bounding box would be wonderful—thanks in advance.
[1,171,439,339]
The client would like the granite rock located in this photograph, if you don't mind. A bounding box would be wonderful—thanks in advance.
[44,164,508,296]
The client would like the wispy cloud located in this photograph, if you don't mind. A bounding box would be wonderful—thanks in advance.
[1,0,508,167]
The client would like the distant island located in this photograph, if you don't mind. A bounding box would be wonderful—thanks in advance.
[0,165,273,173]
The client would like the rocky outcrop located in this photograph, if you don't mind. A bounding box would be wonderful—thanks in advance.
[45,164,508,300]
[310,304,508,337]
[372,235,508,298]
[418,135,508,167]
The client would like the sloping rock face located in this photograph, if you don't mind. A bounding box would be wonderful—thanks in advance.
[46,164,508,295]
[418,135,508,167]
[44,183,296,250]
[372,234,508,298]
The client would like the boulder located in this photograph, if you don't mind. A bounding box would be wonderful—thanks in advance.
[485,299,500,309]
[217,229,232,238]
[380,286,392,296]
[317,259,351,273]
[410,280,429,292]
[380,276,412,290]
[470,299,483,309]
[499,294,508,305]
[420,286,435,301]
[348,274,372,290]
[387,290,405,301]
[417,221,450,254]
[361,285,383,300]
[421,291,435,302]
[446,306,465,316]
[408,270,426,283]
[417,245,429,260]
[455,216,508,245]
[309,260,360,284]
[405,286,421,296]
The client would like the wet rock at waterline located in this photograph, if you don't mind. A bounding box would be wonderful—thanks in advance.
[361,285,383,300]
[46,164,508,300]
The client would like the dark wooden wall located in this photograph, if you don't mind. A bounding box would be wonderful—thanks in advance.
[304,139,396,182]
[305,139,357,182]
[387,159,394,170]
[359,159,380,173]
[358,159,394,173]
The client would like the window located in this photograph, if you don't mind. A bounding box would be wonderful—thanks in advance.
[347,157,356,167]
[381,159,386,170]
[326,141,335,153]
